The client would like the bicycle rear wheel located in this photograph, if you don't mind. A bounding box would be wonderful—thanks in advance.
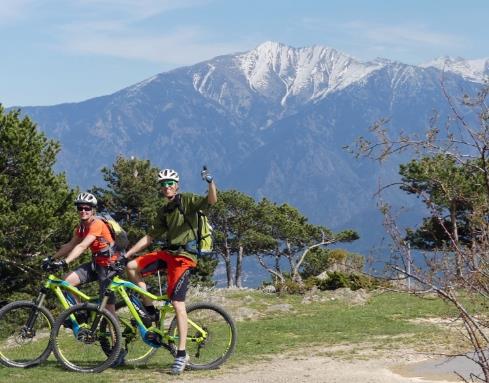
[51,303,121,373]
[0,301,54,368]
[168,302,237,370]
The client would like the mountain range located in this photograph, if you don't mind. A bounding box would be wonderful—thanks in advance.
[12,41,487,256]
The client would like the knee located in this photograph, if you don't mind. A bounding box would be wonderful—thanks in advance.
[126,260,141,281]
[64,271,78,285]
[172,301,186,314]
[127,259,139,273]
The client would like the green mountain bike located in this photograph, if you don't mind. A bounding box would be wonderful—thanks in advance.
[0,274,97,368]
[50,268,237,373]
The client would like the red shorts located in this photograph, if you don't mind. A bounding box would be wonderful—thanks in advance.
[134,250,196,300]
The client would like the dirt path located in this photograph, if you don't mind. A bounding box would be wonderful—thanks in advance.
[147,348,464,383]
[193,355,459,383]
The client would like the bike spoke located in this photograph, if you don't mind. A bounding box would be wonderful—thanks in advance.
[0,301,53,368]
[168,303,236,370]
[51,303,121,373]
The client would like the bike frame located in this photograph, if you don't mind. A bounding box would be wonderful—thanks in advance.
[27,274,96,329]
[44,274,96,308]
[94,276,208,349]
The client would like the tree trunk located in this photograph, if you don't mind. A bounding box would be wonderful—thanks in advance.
[291,261,303,285]
[235,245,243,288]
[223,236,234,288]
[273,254,280,285]
[257,253,285,284]
[450,200,461,277]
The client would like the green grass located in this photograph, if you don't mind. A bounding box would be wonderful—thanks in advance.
[0,290,463,383]
[234,290,458,360]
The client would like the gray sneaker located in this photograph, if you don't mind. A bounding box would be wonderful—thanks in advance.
[170,354,189,375]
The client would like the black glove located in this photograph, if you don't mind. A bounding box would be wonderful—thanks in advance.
[118,255,128,267]
[42,257,67,272]
[201,166,214,183]
[112,257,128,273]
[41,256,53,271]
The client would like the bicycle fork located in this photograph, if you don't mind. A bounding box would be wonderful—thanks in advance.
[90,295,110,332]
[24,289,49,335]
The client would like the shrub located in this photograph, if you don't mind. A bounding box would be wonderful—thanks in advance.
[314,271,383,291]
[269,276,318,295]
[301,248,365,279]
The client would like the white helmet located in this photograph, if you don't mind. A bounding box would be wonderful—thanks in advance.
[74,192,97,207]
[158,169,179,182]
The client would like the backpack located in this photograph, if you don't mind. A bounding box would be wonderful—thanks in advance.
[97,213,129,251]
[193,211,213,255]
[174,195,214,256]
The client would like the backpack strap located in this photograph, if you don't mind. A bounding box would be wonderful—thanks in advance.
[77,218,115,260]
[91,217,115,255]
[174,194,201,255]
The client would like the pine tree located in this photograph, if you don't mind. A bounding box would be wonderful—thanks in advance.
[92,155,161,244]
[0,106,77,298]
[208,190,265,288]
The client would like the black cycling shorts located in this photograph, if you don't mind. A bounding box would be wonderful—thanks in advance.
[73,261,116,304]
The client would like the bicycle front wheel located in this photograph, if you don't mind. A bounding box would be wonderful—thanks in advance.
[0,301,54,368]
[51,303,121,373]
[168,302,237,370]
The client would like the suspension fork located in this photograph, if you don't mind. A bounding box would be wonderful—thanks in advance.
[88,295,110,333]
[25,288,49,329]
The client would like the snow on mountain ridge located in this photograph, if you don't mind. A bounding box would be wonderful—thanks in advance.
[420,56,489,83]
[122,42,488,111]
[237,41,384,105]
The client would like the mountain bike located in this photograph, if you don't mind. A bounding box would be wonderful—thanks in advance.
[50,267,237,373]
[0,274,97,368]
[0,272,158,369]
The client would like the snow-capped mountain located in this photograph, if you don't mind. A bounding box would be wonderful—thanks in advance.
[236,41,383,105]
[14,42,485,254]
[420,56,489,83]
[187,41,385,126]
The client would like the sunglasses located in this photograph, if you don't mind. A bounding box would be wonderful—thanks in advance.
[160,180,177,187]
[77,206,92,212]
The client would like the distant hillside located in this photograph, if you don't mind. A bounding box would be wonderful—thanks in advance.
[14,41,484,256]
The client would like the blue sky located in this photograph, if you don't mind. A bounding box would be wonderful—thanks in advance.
[1,0,488,107]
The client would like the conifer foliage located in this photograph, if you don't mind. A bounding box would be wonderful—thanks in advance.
[0,106,77,298]
[92,156,161,244]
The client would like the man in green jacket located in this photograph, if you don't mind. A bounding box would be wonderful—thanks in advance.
[123,167,217,374]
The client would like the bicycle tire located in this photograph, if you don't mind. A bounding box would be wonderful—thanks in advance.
[0,300,54,368]
[50,303,121,373]
[99,300,158,366]
[168,302,237,370]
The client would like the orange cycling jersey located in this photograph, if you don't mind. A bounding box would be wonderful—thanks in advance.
[76,219,115,266]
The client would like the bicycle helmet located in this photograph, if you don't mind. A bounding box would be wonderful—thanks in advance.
[158,169,179,182]
[74,192,97,207]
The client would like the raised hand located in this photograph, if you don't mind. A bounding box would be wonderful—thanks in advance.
[201,166,214,183]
